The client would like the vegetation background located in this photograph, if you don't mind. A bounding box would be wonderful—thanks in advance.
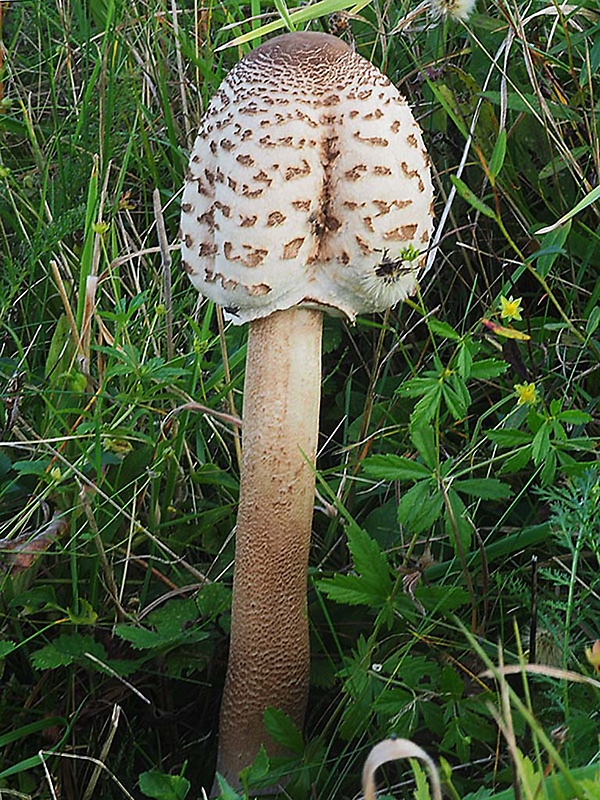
[0,0,598,798]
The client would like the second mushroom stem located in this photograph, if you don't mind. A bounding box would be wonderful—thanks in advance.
[216,306,323,783]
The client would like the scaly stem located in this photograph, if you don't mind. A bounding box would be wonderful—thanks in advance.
[215,307,323,788]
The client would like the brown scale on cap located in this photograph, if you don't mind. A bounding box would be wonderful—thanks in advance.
[179,31,435,793]
[181,30,434,324]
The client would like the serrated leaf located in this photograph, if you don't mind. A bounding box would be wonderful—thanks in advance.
[555,410,591,425]
[411,385,443,426]
[500,446,533,474]
[398,481,444,534]
[0,640,16,658]
[264,708,304,754]
[318,523,392,609]
[397,376,439,397]
[450,175,497,219]
[410,423,437,470]
[319,574,384,607]
[32,633,106,670]
[146,598,199,635]
[114,623,208,651]
[362,454,431,482]
[427,318,461,341]
[114,625,167,650]
[456,343,473,379]
[469,358,508,380]
[486,429,532,447]
[346,523,393,593]
[539,448,557,487]
[453,478,512,500]
[445,489,473,553]
[240,746,271,784]
[115,598,208,651]
[12,459,51,477]
[214,774,242,800]
[443,382,468,420]
[415,585,471,612]
[532,424,551,465]
[138,770,190,800]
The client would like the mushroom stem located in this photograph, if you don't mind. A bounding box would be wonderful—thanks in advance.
[216,306,323,787]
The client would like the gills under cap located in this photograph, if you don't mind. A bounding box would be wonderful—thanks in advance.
[180,31,434,324]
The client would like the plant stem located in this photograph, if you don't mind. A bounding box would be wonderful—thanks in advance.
[215,307,323,787]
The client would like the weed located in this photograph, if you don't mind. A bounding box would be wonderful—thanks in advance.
[0,0,598,798]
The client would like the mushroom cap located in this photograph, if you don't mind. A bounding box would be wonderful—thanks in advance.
[180,31,434,324]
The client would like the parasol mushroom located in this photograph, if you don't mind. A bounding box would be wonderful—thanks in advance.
[180,31,434,789]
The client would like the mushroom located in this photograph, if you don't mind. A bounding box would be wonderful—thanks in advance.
[180,31,434,789]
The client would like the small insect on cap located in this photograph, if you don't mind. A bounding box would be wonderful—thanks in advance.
[180,31,434,324]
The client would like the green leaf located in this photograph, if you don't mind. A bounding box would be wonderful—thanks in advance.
[532,222,571,277]
[456,343,473,379]
[398,481,444,534]
[555,410,592,425]
[442,381,468,420]
[427,318,461,341]
[214,774,242,800]
[0,640,16,658]
[319,525,393,608]
[413,759,436,800]
[450,175,497,220]
[397,376,439,397]
[444,489,473,553]
[264,708,304,754]
[319,574,384,607]
[12,459,51,477]
[218,0,372,49]
[45,313,75,382]
[586,306,600,336]
[362,454,431,482]
[114,598,209,651]
[415,585,471,613]
[67,598,97,625]
[539,448,557,487]
[488,129,507,178]
[453,478,512,500]
[536,185,600,234]
[346,523,393,593]
[239,746,270,785]
[139,770,190,800]
[411,385,443,426]
[500,446,533,474]
[486,429,532,447]
[0,717,66,748]
[273,0,296,31]
[32,633,106,670]
[532,424,551,465]
[410,423,437,470]
[469,358,508,380]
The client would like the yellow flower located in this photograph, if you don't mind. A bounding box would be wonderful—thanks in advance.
[586,641,600,673]
[93,221,110,235]
[514,382,538,406]
[500,295,523,322]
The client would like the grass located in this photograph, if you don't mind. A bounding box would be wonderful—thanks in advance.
[0,0,599,798]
